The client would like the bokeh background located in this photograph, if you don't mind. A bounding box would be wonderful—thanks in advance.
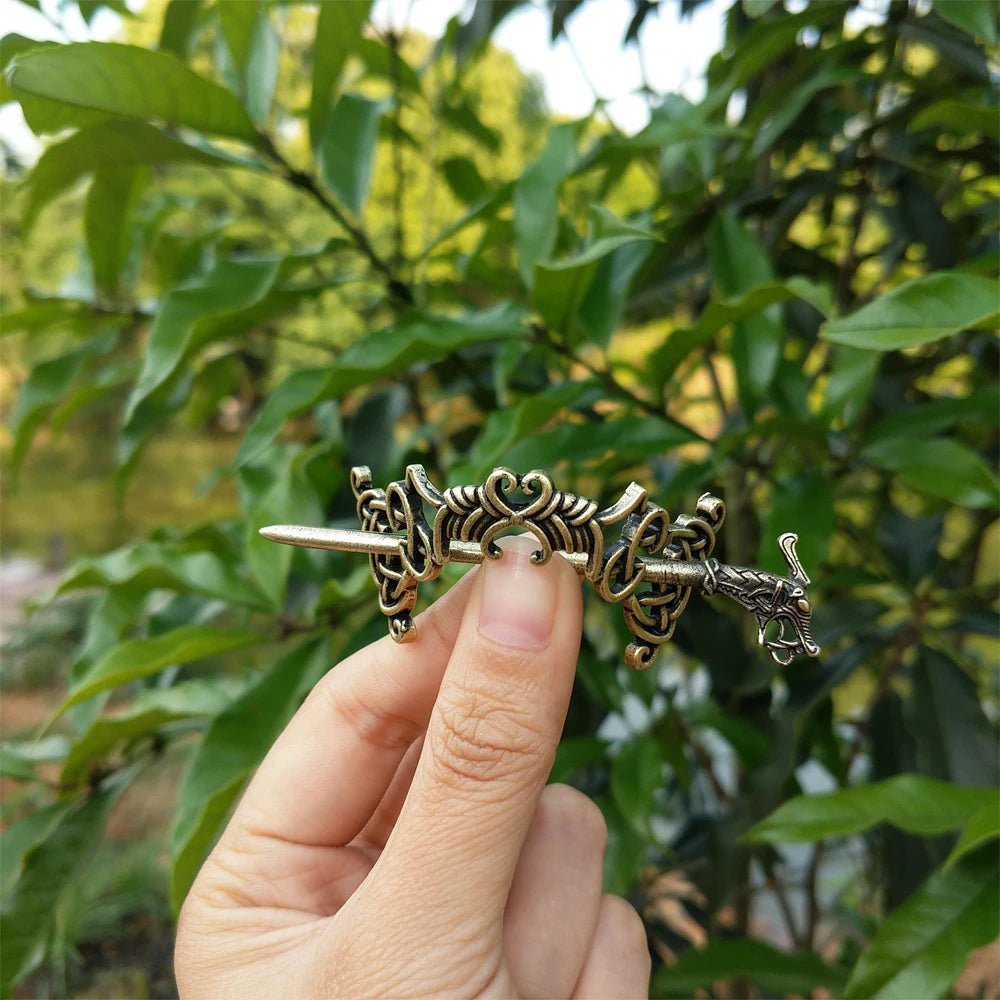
[1,0,998,997]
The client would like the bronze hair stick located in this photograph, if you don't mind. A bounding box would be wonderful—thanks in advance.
[261,465,820,668]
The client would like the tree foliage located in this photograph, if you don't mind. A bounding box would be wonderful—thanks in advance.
[2,0,998,996]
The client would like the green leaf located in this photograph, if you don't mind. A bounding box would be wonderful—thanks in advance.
[309,0,371,148]
[457,382,593,479]
[648,277,830,388]
[355,37,422,95]
[234,303,529,469]
[0,788,117,990]
[943,803,1000,870]
[9,332,115,482]
[821,272,1000,350]
[744,773,997,844]
[61,679,234,788]
[499,414,700,477]
[59,626,266,713]
[861,437,998,509]
[158,0,203,57]
[514,122,575,286]
[240,444,325,608]
[550,735,607,785]
[707,211,782,408]
[911,99,1000,141]
[652,937,847,997]
[123,257,280,426]
[0,802,73,898]
[611,733,663,840]
[0,32,45,104]
[843,848,1000,999]
[864,385,999,445]
[934,0,998,43]
[824,344,880,425]
[750,64,856,156]
[760,469,834,579]
[85,166,147,297]
[19,119,237,235]
[169,638,328,910]
[318,93,383,215]
[7,42,259,142]
[441,155,488,204]
[218,0,279,124]
[577,239,652,348]
[906,648,999,787]
[532,207,659,336]
[440,97,501,152]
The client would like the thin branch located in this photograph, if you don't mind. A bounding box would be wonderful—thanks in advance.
[534,324,708,442]
[257,133,414,307]
[387,29,407,270]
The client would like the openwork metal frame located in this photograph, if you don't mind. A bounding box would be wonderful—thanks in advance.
[261,464,821,668]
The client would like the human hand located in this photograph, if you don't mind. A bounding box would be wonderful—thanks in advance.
[175,534,651,999]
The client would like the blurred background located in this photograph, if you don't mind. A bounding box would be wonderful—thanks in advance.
[1,0,998,997]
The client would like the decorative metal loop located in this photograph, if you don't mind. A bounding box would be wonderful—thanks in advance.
[265,465,821,667]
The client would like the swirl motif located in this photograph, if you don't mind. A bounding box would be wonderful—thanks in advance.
[351,465,725,668]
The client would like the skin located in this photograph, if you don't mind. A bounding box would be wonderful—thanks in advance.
[175,534,651,999]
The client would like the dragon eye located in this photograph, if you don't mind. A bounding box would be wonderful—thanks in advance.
[797,598,811,614]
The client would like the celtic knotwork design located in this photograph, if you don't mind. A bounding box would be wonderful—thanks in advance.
[351,465,441,642]
[345,465,817,668]
[613,493,725,669]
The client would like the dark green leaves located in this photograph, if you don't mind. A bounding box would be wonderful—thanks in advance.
[653,937,847,998]
[7,42,260,141]
[122,257,281,449]
[707,212,783,408]
[1,788,118,990]
[60,625,265,712]
[532,206,659,337]
[821,272,1000,350]
[170,638,328,909]
[234,304,529,468]
[842,848,1000,999]
[744,774,997,844]
[862,437,998,509]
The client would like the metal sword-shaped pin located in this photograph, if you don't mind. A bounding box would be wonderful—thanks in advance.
[260,464,821,667]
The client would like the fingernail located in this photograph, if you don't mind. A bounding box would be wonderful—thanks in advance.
[478,534,557,649]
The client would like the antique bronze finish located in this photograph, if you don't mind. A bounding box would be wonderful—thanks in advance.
[261,465,820,668]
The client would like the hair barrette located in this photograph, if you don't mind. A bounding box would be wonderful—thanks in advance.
[261,465,820,668]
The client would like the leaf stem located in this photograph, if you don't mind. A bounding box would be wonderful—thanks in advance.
[534,324,708,443]
[257,133,414,307]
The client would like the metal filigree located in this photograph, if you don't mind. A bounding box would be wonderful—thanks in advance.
[261,464,822,667]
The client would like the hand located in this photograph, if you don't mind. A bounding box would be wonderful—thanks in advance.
[175,534,651,999]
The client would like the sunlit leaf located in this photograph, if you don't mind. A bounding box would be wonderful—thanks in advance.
[7,42,259,141]
[60,625,266,712]
[309,0,371,147]
[821,272,1000,350]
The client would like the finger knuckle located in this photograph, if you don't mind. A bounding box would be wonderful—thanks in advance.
[318,668,424,753]
[429,687,549,790]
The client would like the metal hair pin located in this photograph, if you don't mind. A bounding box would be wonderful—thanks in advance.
[261,465,820,668]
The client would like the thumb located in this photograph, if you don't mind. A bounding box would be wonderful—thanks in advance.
[368,533,582,932]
